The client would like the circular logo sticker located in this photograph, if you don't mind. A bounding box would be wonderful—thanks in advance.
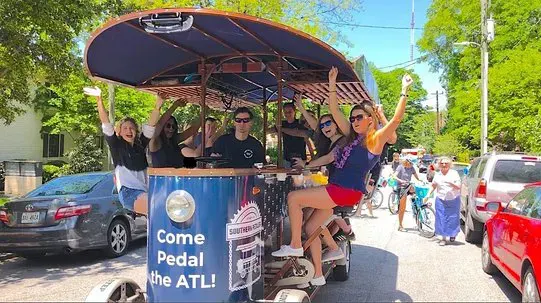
[244,149,254,159]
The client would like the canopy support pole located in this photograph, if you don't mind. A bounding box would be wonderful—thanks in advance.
[200,60,208,155]
[276,57,284,168]
[262,88,268,156]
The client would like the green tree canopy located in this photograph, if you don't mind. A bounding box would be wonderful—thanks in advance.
[418,0,541,152]
[372,67,430,152]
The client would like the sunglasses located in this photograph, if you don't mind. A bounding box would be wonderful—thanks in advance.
[349,114,367,123]
[319,120,332,129]
[234,118,251,123]
[164,123,176,129]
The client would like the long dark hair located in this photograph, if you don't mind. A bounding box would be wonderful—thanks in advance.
[344,101,379,148]
[159,116,180,147]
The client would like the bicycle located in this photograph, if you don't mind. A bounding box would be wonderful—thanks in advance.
[361,177,384,210]
[387,177,400,214]
[409,183,436,238]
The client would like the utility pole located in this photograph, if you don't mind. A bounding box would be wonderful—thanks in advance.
[107,83,115,170]
[410,0,415,62]
[480,0,489,155]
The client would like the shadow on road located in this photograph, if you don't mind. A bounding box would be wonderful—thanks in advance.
[314,244,412,303]
[490,273,521,302]
[0,238,147,288]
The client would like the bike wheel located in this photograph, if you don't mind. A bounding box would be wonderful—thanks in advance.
[418,206,436,238]
[371,189,384,209]
[388,192,399,215]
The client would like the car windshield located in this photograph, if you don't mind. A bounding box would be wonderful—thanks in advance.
[26,174,106,197]
[492,160,541,184]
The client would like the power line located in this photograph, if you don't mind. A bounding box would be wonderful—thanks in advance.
[377,55,427,69]
[324,21,423,30]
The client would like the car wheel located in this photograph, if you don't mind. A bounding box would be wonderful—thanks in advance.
[465,210,482,244]
[103,219,130,258]
[523,267,540,303]
[16,252,46,260]
[481,231,498,275]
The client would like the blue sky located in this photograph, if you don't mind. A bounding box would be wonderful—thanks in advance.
[333,0,447,110]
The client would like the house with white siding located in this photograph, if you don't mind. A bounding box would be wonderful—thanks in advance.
[0,106,76,165]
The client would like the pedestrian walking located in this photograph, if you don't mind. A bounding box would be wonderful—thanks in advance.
[424,157,461,246]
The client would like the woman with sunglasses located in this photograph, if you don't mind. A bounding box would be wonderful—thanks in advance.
[273,67,413,286]
[149,96,203,168]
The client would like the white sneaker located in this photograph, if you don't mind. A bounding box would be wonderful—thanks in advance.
[322,248,345,263]
[311,275,326,286]
[272,245,304,257]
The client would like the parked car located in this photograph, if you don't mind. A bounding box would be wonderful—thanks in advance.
[0,172,147,259]
[418,155,434,173]
[461,153,541,243]
[453,162,470,179]
[482,183,541,302]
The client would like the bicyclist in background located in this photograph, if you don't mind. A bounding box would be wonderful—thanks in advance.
[393,158,421,231]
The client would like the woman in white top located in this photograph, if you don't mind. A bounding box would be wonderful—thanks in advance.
[84,87,162,215]
[424,156,462,246]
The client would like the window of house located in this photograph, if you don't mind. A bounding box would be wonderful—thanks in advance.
[42,133,65,158]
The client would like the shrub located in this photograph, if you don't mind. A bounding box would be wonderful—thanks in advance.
[63,135,104,175]
[43,164,62,183]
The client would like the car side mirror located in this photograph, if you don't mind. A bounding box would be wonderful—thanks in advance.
[485,201,502,213]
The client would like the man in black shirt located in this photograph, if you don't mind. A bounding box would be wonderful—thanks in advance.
[280,102,307,167]
[211,107,265,168]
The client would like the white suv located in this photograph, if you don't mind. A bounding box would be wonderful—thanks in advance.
[460,152,541,243]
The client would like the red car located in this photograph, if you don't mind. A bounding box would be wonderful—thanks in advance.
[482,182,541,302]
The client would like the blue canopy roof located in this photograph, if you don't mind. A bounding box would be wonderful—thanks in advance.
[85,8,375,108]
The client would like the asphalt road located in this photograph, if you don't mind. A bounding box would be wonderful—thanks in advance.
[0,186,521,302]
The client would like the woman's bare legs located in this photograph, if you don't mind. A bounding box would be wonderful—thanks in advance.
[398,194,407,230]
[288,187,336,249]
[134,193,148,216]
[304,209,335,278]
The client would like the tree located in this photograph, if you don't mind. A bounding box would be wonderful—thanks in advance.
[0,0,125,124]
[418,0,541,152]
[406,112,437,152]
[34,71,156,136]
[371,67,429,152]
[433,133,465,157]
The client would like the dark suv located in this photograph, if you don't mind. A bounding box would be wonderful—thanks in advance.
[460,152,541,243]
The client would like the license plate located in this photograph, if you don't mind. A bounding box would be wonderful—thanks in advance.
[21,212,40,224]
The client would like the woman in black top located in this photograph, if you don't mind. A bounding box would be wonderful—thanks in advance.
[84,86,161,216]
[149,97,202,168]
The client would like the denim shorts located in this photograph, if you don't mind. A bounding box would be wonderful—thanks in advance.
[119,186,146,211]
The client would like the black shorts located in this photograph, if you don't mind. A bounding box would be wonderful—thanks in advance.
[398,184,414,199]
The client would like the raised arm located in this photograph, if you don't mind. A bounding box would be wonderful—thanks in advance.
[209,115,229,143]
[147,96,164,127]
[376,105,397,144]
[154,97,186,138]
[84,87,109,124]
[327,67,350,136]
[374,75,413,150]
[150,97,186,152]
[294,94,318,130]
